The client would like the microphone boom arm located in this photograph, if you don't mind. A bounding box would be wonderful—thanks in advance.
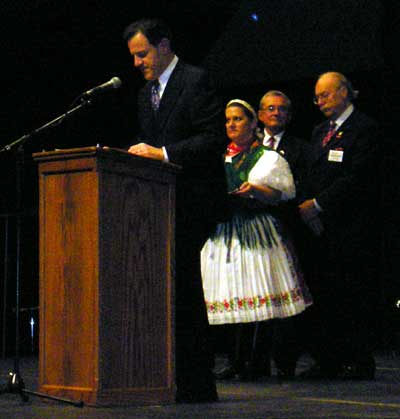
[1,98,92,153]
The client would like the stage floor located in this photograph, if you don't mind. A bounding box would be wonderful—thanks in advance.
[0,353,399,418]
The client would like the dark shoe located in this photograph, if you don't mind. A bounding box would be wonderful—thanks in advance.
[175,368,218,403]
[238,363,265,381]
[214,365,237,380]
[276,368,295,381]
[298,364,321,379]
[339,360,376,381]
[175,389,218,404]
[299,364,339,380]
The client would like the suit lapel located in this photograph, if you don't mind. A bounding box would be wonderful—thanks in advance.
[325,123,347,149]
[156,61,185,133]
[312,122,338,162]
[277,134,292,157]
[140,82,157,139]
[311,116,353,164]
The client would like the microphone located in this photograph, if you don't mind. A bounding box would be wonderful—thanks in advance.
[82,77,122,97]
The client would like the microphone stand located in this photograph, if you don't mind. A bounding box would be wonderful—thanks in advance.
[0,97,92,407]
[0,97,92,153]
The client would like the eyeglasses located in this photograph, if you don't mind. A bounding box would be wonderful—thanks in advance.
[259,105,289,113]
[313,91,333,105]
[313,85,344,105]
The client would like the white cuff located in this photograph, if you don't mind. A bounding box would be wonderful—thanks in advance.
[162,146,169,162]
[313,198,323,212]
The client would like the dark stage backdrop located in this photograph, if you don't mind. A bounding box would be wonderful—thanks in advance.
[0,0,397,354]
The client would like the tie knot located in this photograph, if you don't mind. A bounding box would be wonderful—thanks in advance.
[267,136,276,149]
[151,80,160,96]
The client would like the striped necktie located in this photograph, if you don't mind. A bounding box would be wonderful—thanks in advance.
[151,80,160,111]
[322,121,337,147]
[267,136,276,149]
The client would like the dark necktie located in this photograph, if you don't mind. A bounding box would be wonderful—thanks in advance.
[151,80,160,111]
[322,121,336,147]
[267,136,276,149]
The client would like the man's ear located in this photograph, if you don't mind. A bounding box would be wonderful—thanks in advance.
[158,38,171,54]
[340,85,349,101]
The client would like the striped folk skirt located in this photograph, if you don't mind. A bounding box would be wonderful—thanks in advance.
[201,212,312,325]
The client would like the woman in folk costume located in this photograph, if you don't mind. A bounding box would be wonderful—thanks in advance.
[201,99,312,380]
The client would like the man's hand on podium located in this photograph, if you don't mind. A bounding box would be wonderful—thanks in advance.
[128,143,164,161]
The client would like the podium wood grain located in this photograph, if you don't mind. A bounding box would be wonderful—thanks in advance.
[33,147,179,405]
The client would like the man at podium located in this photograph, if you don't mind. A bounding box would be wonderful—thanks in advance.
[123,18,226,403]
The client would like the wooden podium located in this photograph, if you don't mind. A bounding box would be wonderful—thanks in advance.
[32,147,179,406]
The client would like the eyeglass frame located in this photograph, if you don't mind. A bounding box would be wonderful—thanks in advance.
[313,84,345,105]
[258,105,290,113]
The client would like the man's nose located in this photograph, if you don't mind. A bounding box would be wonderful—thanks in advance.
[134,56,142,67]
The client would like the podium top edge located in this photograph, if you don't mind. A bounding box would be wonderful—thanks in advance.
[32,146,181,172]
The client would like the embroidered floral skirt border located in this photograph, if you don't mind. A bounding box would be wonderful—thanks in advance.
[201,213,312,325]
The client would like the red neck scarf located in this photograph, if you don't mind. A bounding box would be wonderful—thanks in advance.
[225,142,249,157]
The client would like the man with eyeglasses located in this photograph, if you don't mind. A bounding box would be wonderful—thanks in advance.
[242,90,312,380]
[258,90,311,189]
[298,72,380,380]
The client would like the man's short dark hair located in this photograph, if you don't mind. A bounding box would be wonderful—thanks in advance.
[123,18,172,46]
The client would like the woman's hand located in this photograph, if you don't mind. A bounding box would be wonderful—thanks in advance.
[230,181,253,198]
[231,181,282,205]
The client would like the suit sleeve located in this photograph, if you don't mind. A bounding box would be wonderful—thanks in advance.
[316,117,379,213]
[163,70,226,168]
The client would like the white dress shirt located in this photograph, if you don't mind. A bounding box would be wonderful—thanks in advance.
[156,55,179,161]
[262,129,285,150]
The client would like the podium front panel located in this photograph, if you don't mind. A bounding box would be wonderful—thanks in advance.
[34,148,177,405]
[97,159,175,392]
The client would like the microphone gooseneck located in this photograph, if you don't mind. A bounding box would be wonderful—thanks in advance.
[82,77,122,97]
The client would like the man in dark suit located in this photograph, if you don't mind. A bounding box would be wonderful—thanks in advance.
[298,72,380,379]
[236,90,312,380]
[258,90,310,189]
[123,18,226,402]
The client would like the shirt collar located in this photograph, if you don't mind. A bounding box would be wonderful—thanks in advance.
[158,55,178,97]
[262,129,284,148]
[333,103,354,129]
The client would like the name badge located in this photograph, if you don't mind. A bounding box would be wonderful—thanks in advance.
[328,149,344,162]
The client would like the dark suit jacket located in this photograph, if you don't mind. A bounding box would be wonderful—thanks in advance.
[276,132,311,195]
[257,135,310,280]
[135,61,226,392]
[299,109,381,370]
[136,60,227,243]
[301,108,380,255]
[137,60,226,177]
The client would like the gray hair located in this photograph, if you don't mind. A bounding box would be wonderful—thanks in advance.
[259,90,292,111]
